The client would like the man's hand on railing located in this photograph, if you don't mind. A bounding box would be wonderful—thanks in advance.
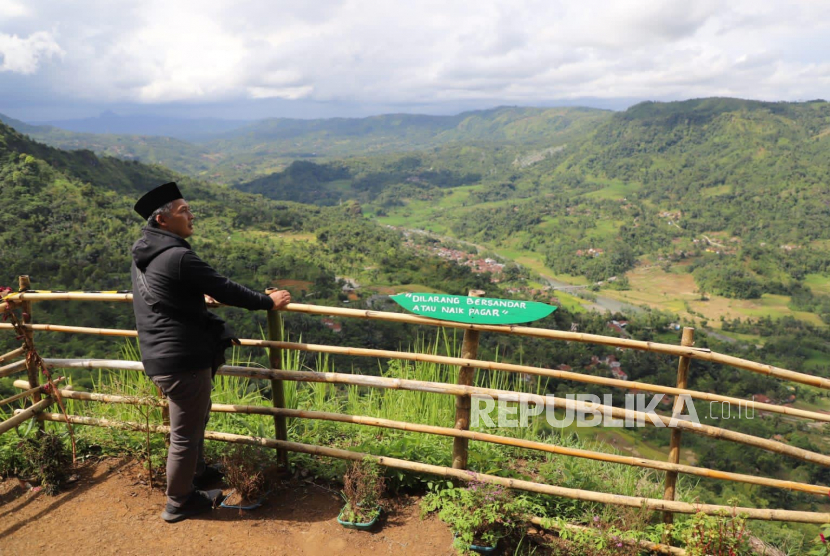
[269,289,291,310]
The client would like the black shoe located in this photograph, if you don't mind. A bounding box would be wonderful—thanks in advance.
[193,464,225,489]
[161,489,223,523]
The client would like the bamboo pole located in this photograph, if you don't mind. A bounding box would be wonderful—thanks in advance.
[36,411,830,524]
[453,289,484,470]
[44,385,830,496]
[0,323,138,337]
[11,291,829,391]
[0,302,8,313]
[5,292,134,303]
[0,347,24,364]
[2,378,63,407]
[266,298,289,469]
[42,359,830,468]
[0,359,27,379]
[0,397,53,435]
[664,327,695,526]
[14,328,830,424]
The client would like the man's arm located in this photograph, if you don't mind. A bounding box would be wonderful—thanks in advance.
[179,250,288,310]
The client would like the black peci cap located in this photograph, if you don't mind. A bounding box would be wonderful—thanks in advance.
[134,182,184,220]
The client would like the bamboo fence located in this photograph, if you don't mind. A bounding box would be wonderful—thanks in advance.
[2,287,830,530]
[30,382,829,496]
[2,323,826,423]
[41,358,830,468]
[32,411,830,524]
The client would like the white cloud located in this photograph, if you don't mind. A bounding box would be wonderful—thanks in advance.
[3,0,830,110]
[0,31,63,74]
[0,0,29,18]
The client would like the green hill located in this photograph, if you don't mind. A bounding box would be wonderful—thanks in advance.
[0,113,217,176]
[2,107,610,184]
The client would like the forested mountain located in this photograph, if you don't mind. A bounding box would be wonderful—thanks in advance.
[4,107,610,183]
[226,99,830,313]
[0,113,217,176]
[206,106,609,155]
[5,98,830,315]
[36,111,248,141]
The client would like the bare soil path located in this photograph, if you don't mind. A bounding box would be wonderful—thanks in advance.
[0,458,456,556]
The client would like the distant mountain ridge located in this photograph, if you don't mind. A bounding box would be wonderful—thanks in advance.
[1,106,611,182]
[32,111,249,142]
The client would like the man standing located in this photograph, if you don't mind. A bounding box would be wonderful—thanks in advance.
[131,182,290,522]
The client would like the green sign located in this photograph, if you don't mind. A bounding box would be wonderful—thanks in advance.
[391,293,556,325]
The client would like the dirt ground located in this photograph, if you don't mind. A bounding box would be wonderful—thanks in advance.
[0,458,458,556]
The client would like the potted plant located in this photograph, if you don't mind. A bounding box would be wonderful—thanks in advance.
[422,478,532,554]
[219,444,272,510]
[338,457,386,530]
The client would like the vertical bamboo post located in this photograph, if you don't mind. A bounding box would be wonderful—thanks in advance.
[18,276,38,400]
[266,292,289,470]
[18,275,44,432]
[663,327,695,525]
[452,289,485,469]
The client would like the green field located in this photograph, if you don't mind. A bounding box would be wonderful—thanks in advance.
[581,179,642,200]
[804,273,830,296]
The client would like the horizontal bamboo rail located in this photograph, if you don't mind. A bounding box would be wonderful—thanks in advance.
[38,383,829,496]
[6,292,829,390]
[3,292,133,303]
[0,302,8,312]
[0,360,27,379]
[42,359,830,468]
[0,323,138,337]
[37,411,830,524]
[0,347,24,364]
[3,379,63,407]
[530,517,686,556]
[0,397,53,435]
[6,321,824,423]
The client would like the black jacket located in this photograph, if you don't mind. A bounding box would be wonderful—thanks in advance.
[130,227,273,376]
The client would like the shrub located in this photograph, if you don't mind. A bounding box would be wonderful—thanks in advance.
[21,432,71,496]
[682,509,752,556]
[340,457,386,522]
[421,477,543,554]
[220,445,271,505]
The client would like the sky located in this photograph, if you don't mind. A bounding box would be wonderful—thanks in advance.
[1,0,830,121]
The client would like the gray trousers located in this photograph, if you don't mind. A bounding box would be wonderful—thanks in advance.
[151,368,212,507]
